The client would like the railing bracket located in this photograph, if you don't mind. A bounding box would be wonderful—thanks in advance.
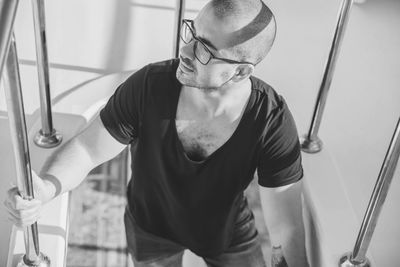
[300,134,323,153]
[339,252,371,267]
[17,252,51,267]
[34,129,63,148]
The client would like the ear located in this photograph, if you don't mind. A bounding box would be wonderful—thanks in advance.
[231,64,254,82]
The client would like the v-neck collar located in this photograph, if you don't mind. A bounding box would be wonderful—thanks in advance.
[170,73,256,165]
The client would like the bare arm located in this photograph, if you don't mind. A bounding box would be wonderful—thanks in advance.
[38,114,127,202]
[259,180,309,267]
[4,114,127,226]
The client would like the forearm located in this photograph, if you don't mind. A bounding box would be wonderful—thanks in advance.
[38,138,96,202]
[36,116,127,203]
[259,181,309,267]
[270,223,309,267]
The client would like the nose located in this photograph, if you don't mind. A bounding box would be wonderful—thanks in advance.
[179,41,195,61]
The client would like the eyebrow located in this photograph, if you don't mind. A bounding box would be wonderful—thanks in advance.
[191,21,218,51]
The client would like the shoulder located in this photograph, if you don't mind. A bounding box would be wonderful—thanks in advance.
[133,59,179,80]
[250,76,287,119]
[147,58,180,74]
[122,59,179,93]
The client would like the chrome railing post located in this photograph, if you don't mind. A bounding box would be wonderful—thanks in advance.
[300,0,354,153]
[339,117,400,267]
[173,0,186,58]
[0,0,19,75]
[4,34,51,267]
[31,0,62,148]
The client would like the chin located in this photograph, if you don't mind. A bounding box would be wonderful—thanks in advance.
[176,69,196,87]
[176,69,222,91]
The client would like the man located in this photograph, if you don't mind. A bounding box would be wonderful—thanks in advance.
[4,0,309,266]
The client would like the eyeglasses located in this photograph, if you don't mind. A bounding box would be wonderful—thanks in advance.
[180,19,255,66]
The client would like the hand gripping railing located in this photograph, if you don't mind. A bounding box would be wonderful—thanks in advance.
[3,34,51,267]
[300,0,354,153]
[339,117,400,267]
[31,0,62,148]
[173,0,186,58]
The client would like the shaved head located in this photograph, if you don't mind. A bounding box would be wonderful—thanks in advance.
[177,0,277,89]
[206,0,276,65]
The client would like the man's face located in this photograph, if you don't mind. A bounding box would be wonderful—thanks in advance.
[176,5,241,90]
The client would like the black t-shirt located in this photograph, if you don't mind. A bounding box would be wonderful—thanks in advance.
[100,59,303,256]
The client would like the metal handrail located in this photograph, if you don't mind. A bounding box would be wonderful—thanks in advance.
[31,0,62,148]
[4,34,50,267]
[339,117,400,267]
[173,0,186,58]
[0,0,19,76]
[300,0,354,153]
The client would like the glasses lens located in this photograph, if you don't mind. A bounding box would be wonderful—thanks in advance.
[194,41,211,65]
[180,22,193,44]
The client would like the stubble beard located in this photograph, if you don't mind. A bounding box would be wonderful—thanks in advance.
[176,69,231,92]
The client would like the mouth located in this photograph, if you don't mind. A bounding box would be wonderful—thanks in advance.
[178,58,194,73]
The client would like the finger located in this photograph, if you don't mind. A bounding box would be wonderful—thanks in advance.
[7,186,41,204]
[3,198,21,217]
[6,187,19,201]
[7,210,40,227]
[3,199,17,216]
[4,202,42,225]
[3,198,11,209]
[9,197,40,211]
[7,203,42,219]
[15,197,41,211]
[6,187,21,210]
[4,199,42,219]
[7,192,41,211]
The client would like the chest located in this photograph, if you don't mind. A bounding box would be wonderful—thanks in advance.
[175,118,239,161]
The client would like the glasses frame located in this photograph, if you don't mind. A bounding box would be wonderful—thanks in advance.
[180,19,255,66]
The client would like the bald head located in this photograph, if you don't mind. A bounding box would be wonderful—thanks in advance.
[204,0,276,65]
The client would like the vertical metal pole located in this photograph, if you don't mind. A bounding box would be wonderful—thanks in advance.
[0,0,19,76]
[339,117,400,267]
[31,0,62,148]
[300,0,354,153]
[173,0,186,58]
[4,34,51,267]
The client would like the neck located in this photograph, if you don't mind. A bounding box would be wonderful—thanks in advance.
[182,78,252,118]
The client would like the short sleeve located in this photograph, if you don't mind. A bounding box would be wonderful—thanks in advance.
[257,96,304,187]
[100,67,147,145]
